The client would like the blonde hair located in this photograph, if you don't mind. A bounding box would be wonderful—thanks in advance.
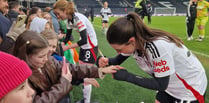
[42,12,50,18]
[42,12,54,30]
[40,30,61,55]
[53,0,75,15]
[40,30,58,40]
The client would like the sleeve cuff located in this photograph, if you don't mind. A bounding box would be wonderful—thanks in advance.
[98,68,105,79]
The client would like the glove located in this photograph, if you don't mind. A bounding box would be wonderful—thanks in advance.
[113,69,129,81]
[6,22,26,41]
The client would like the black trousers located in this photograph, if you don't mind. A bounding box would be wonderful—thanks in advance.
[186,17,196,37]
[156,91,199,103]
[135,8,146,20]
[91,15,94,22]
[147,14,152,24]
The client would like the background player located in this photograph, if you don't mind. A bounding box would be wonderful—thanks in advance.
[100,1,112,34]
[134,0,148,20]
[186,0,197,41]
[53,1,99,103]
[196,0,209,41]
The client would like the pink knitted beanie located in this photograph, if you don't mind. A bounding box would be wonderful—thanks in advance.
[0,52,32,99]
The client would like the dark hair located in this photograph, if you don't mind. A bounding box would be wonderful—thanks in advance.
[13,30,49,62]
[28,7,41,15]
[25,7,41,24]
[19,6,27,14]
[8,1,18,10]
[107,12,183,57]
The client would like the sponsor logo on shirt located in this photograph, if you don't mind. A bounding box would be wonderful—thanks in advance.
[153,60,170,73]
[77,21,85,30]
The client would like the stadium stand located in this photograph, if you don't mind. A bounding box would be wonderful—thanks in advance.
[169,0,188,13]
[74,0,188,15]
[74,0,101,8]
[75,0,136,15]
[18,0,188,15]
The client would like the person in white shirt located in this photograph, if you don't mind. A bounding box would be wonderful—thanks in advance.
[98,12,207,103]
[53,1,98,103]
[100,1,112,34]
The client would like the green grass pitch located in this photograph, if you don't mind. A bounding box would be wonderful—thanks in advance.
[71,16,209,103]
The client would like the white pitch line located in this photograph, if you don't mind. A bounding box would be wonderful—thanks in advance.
[191,51,209,58]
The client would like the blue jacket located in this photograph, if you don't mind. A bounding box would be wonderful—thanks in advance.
[49,10,60,34]
[0,12,12,39]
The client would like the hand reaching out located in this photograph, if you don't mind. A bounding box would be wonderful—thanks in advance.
[58,31,66,39]
[61,57,72,82]
[84,78,100,88]
[101,65,124,74]
[61,42,70,51]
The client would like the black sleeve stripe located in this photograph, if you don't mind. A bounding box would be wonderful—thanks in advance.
[146,42,160,59]
[150,42,160,57]
[147,44,157,58]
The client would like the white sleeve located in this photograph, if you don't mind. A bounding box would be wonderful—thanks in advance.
[109,8,112,14]
[150,41,175,77]
[121,53,131,56]
[100,8,104,14]
[74,16,86,32]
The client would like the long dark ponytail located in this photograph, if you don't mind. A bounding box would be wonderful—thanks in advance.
[107,12,183,57]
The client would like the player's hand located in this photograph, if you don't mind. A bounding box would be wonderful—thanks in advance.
[98,57,109,67]
[61,42,70,51]
[61,57,72,82]
[58,31,66,39]
[84,78,100,88]
[101,65,124,74]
